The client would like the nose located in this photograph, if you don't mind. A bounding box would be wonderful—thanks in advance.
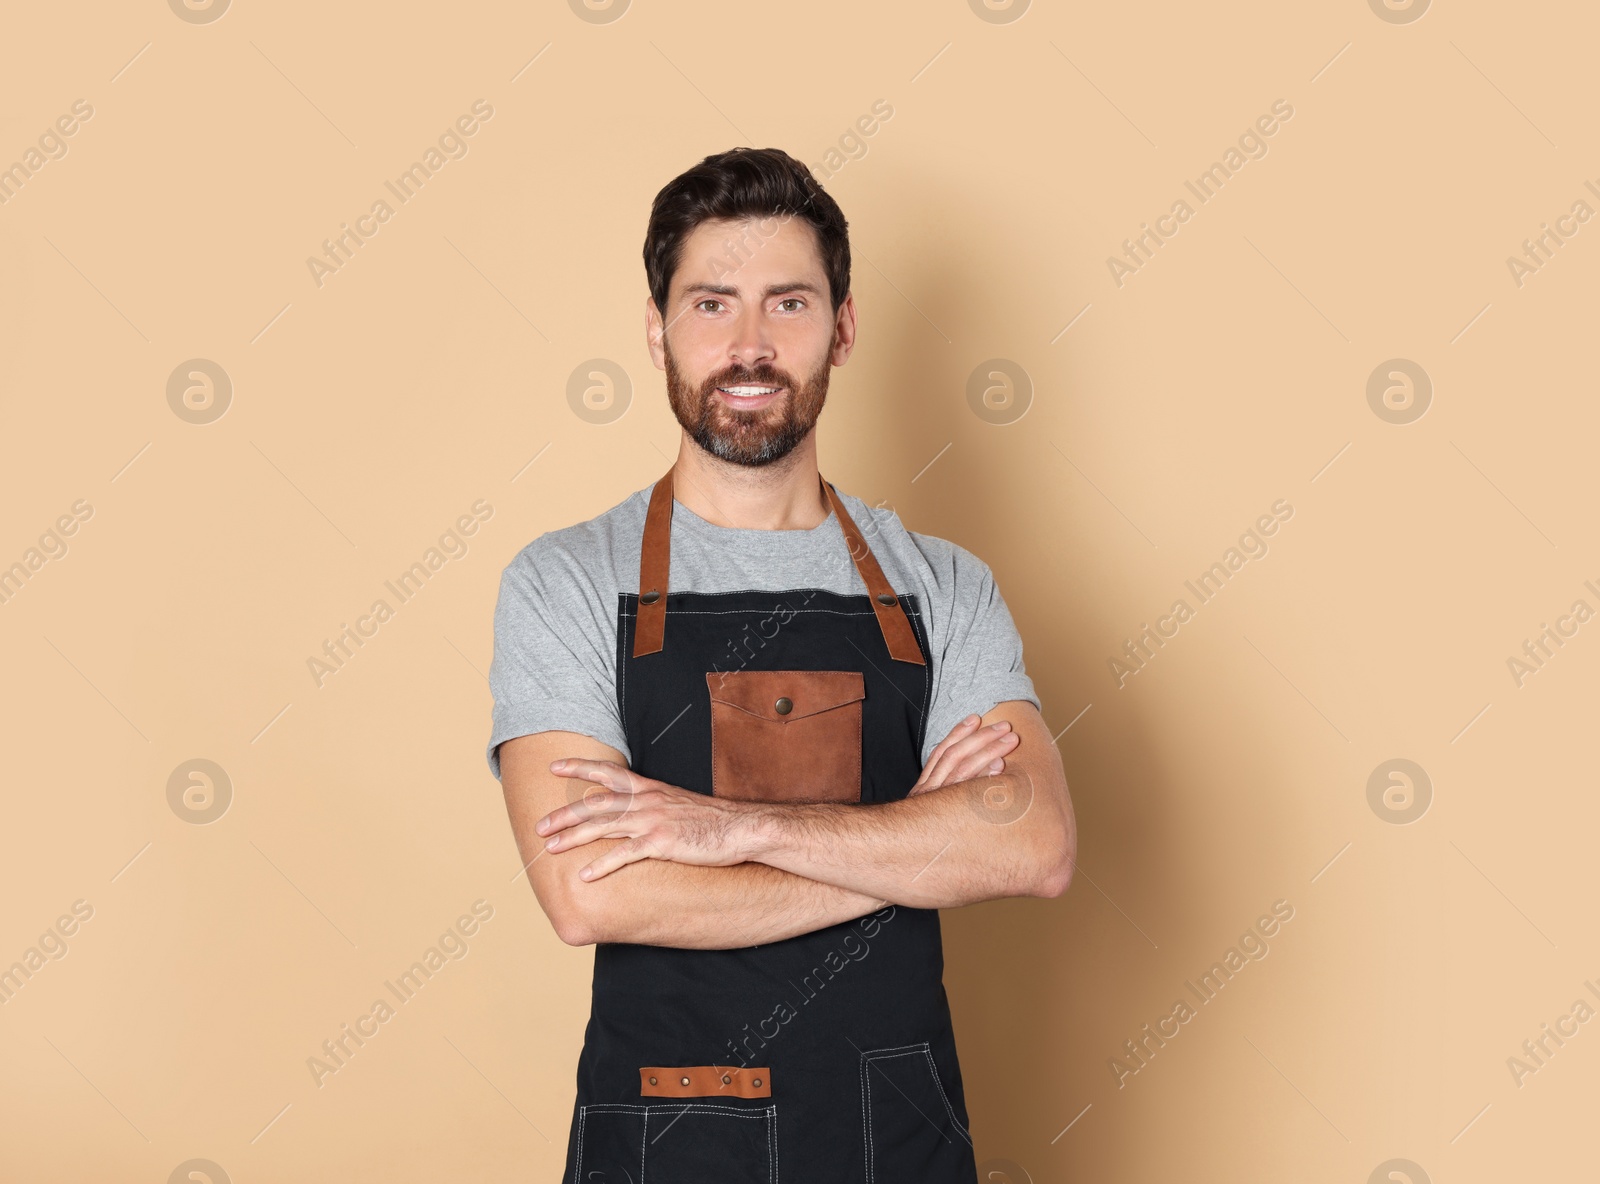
[728,305,775,372]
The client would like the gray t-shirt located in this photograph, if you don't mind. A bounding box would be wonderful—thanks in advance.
[485,480,1039,781]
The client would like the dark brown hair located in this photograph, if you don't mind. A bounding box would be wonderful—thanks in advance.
[643,147,851,317]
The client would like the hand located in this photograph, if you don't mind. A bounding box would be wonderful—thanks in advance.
[908,715,1017,797]
[541,759,760,881]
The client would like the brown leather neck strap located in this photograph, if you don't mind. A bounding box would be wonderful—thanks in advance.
[818,477,925,665]
[632,466,925,665]
[632,470,675,658]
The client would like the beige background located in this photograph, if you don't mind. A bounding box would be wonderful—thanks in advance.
[2,0,1594,1180]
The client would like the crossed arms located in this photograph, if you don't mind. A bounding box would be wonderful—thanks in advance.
[499,700,1076,950]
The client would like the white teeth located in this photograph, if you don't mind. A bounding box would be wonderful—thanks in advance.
[720,386,779,396]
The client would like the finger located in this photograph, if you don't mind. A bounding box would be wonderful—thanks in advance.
[926,730,1015,791]
[548,758,634,788]
[924,720,1012,790]
[925,715,982,766]
[911,715,1000,795]
[961,753,1007,781]
[950,730,1020,782]
[919,728,973,790]
[553,758,650,795]
[545,813,645,853]
[578,836,658,881]
[536,787,638,836]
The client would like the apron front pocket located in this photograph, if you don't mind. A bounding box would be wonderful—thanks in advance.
[706,669,864,802]
[860,1042,973,1184]
[576,1101,777,1184]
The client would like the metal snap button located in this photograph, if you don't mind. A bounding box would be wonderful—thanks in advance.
[774,697,793,715]
[649,1076,658,1085]
[680,1076,691,1086]
[752,1077,762,1087]
[876,593,896,606]
[640,589,660,605]
[721,1074,731,1084]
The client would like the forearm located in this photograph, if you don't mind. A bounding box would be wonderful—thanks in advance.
[503,739,887,950]
[743,771,1074,909]
[525,709,1075,922]
[557,839,887,949]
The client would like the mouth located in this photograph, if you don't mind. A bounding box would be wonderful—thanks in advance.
[714,384,784,410]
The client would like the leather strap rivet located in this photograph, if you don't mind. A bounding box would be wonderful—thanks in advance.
[775,697,793,715]
[752,1077,762,1087]
[640,589,660,605]
[649,1076,657,1085]
[680,1076,691,1086]
[721,1074,731,1084]
[876,593,896,606]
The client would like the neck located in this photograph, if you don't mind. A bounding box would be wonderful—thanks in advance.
[671,433,828,530]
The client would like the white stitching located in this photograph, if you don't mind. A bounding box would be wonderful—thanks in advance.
[854,684,862,798]
[860,1041,972,1166]
[617,597,927,770]
[923,1047,972,1146]
[708,677,718,796]
[861,1050,875,1184]
[617,597,629,735]
[573,1104,586,1184]
[920,612,932,755]
[627,586,839,598]
[577,1101,775,1182]
[906,600,933,759]
[863,1050,927,1066]
[858,1052,869,1184]
[858,1045,935,1183]
[862,1044,925,1180]
[622,585,908,601]
[579,1103,771,1116]
[621,606,924,619]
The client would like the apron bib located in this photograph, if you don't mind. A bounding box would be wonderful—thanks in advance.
[562,468,978,1184]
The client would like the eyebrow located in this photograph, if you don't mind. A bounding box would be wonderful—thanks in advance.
[678,281,825,301]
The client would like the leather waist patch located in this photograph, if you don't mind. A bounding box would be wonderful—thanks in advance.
[640,1065,772,1098]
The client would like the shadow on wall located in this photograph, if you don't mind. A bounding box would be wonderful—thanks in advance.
[846,156,1222,1174]
[941,659,1171,1168]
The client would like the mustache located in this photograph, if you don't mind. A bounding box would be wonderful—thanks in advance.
[704,365,792,391]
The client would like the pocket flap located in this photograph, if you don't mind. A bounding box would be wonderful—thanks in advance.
[705,669,865,723]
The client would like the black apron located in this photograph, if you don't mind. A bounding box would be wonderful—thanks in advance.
[561,467,978,1183]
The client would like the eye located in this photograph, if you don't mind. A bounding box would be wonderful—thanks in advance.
[697,299,724,313]
[777,298,804,312]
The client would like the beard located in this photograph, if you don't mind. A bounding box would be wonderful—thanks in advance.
[664,343,830,467]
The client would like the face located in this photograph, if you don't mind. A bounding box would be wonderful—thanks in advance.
[648,215,856,467]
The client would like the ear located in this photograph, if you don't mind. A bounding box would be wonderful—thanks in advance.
[830,292,858,367]
[645,294,667,371]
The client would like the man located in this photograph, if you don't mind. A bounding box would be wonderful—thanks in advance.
[488,147,1076,1184]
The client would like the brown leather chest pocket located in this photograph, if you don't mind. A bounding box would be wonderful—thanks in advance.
[705,670,864,803]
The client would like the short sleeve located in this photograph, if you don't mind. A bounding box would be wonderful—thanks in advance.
[920,543,1040,767]
[485,539,629,780]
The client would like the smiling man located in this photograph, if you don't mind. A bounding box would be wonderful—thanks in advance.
[488,147,1075,1184]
